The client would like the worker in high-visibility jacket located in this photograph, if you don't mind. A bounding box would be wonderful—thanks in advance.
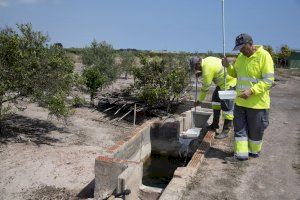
[190,57,237,139]
[223,33,274,161]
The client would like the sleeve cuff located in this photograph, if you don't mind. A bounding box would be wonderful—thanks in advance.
[250,87,256,95]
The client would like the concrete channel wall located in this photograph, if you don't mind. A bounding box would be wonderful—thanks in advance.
[94,103,213,200]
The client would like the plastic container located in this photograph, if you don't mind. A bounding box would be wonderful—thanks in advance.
[218,90,237,100]
[181,128,201,139]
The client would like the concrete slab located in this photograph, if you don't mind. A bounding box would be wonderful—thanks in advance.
[150,119,182,156]
[139,185,163,200]
[94,157,128,199]
[94,156,139,199]
[117,162,143,200]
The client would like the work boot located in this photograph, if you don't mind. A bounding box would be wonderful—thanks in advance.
[249,152,260,158]
[215,129,230,139]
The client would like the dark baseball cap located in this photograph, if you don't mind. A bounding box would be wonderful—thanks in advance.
[233,33,253,51]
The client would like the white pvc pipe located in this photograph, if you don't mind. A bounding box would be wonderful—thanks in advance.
[222,0,225,57]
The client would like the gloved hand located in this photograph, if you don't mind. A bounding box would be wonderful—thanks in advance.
[195,70,202,78]
[222,57,230,67]
[238,89,253,99]
[222,57,236,67]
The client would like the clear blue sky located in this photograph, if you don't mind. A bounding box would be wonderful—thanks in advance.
[1,0,300,53]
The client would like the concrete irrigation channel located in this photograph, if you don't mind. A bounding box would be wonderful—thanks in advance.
[93,102,216,200]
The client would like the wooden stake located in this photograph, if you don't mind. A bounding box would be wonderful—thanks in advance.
[103,106,116,112]
[118,109,133,121]
[114,104,126,115]
[133,104,137,127]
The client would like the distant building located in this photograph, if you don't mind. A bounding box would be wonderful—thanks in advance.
[287,49,300,69]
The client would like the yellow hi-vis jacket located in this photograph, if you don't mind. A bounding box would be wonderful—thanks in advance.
[199,57,237,102]
[227,45,274,109]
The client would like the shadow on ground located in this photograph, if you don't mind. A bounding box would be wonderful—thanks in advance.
[24,185,77,200]
[206,147,233,160]
[77,179,95,199]
[0,114,69,145]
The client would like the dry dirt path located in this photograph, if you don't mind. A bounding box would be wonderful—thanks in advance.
[183,75,300,200]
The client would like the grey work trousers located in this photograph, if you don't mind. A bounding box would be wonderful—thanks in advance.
[234,105,269,157]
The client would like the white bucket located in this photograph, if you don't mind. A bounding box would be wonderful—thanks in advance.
[218,90,237,100]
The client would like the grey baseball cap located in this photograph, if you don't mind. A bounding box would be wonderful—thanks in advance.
[190,57,200,65]
[233,33,253,51]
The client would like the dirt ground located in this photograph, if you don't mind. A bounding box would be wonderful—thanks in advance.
[183,71,300,200]
[1,66,299,200]
[0,62,136,200]
[0,104,137,200]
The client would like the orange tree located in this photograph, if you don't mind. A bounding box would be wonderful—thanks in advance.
[82,40,118,103]
[0,24,74,126]
[264,45,278,67]
[278,45,292,68]
[132,54,190,112]
[119,51,136,79]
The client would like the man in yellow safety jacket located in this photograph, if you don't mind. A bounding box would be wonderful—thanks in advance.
[190,57,237,139]
[223,33,274,161]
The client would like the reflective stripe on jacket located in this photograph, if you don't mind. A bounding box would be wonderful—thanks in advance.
[199,57,237,101]
[227,46,274,109]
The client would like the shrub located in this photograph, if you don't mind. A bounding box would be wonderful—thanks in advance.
[72,95,86,108]
[132,55,190,111]
[82,40,118,103]
[0,23,74,121]
[119,51,136,79]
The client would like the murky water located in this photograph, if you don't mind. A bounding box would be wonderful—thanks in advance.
[142,154,191,188]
